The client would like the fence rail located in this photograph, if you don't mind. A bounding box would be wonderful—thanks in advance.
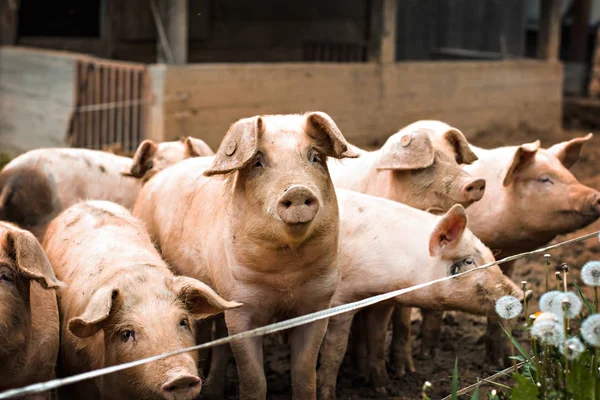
[66,57,150,153]
[1,230,598,399]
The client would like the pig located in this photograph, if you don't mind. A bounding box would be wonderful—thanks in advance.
[133,112,358,400]
[123,136,214,183]
[0,148,141,240]
[459,130,600,365]
[326,122,486,382]
[42,200,241,400]
[0,221,63,399]
[317,189,525,400]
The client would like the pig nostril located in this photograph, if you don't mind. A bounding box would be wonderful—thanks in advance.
[284,200,292,208]
[304,199,312,206]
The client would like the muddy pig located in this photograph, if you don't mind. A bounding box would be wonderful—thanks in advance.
[0,148,142,240]
[460,131,600,365]
[0,221,63,399]
[42,200,241,400]
[317,190,524,399]
[133,112,358,400]
[123,136,214,183]
[327,122,486,382]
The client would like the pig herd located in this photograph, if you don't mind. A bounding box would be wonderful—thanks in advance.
[0,113,599,400]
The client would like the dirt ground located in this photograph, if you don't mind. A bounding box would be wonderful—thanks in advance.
[215,119,600,400]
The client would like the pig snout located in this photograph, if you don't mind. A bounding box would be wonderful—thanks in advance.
[461,178,486,202]
[161,374,201,400]
[591,192,600,215]
[276,185,320,224]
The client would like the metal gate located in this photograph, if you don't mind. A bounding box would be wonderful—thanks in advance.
[66,57,150,154]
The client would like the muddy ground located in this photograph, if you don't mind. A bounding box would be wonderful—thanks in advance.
[215,119,600,400]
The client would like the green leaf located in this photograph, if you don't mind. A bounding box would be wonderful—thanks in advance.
[511,372,539,400]
[470,384,480,400]
[574,282,595,315]
[501,324,534,368]
[451,358,459,400]
[566,354,596,400]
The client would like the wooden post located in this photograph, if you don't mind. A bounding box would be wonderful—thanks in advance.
[0,0,20,46]
[568,0,591,62]
[155,0,188,64]
[100,0,118,58]
[537,0,562,61]
[368,0,398,63]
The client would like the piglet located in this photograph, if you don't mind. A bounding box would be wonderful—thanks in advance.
[317,190,524,399]
[134,112,358,400]
[0,221,62,399]
[42,200,240,400]
[123,136,214,183]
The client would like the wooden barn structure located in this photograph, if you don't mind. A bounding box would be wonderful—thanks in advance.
[0,0,570,155]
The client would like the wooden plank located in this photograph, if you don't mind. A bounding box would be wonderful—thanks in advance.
[368,0,397,63]
[537,0,562,61]
[568,0,591,62]
[0,0,20,46]
[131,71,139,152]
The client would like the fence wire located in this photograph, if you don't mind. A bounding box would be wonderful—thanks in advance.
[0,230,598,399]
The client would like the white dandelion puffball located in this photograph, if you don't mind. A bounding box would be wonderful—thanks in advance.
[581,261,600,287]
[551,292,583,319]
[581,314,600,347]
[539,291,562,313]
[495,295,523,319]
[532,319,565,346]
[560,337,585,360]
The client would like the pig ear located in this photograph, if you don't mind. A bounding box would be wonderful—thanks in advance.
[69,287,119,338]
[443,128,478,164]
[304,112,359,159]
[376,128,435,170]
[5,227,64,290]
[174,276,242,319]
[428,204,468,257]
[204,116,262,176]
[502,140,540,187]
[122,140,159,178]
[548,133,593,169]
[184,137,215,157]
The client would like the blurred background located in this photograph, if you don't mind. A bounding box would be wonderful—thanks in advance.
[0,0,596,157]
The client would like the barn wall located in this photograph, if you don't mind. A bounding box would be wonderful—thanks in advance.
[151,60,563,150]
[0,46,75,155]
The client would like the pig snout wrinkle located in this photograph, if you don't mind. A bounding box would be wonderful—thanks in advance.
[161,375,201,400]
[277,185,319,224]
[462,178,486,202]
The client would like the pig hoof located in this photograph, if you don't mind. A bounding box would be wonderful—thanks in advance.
[374,385,389,396]
[319,386,336,400]
[351,375,369,388]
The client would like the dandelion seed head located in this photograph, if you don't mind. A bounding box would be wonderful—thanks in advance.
[539,291,562,313]
[495,295,523,319]
[560,337,585,360]
[551,292,583,319]
[581,261,600,287]
[531,319,564,346]
[581,314,600,347]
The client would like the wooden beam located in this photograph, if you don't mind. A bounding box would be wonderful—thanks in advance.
[100,0,118,58]
[0,0,20,46]
[154,0,187,65]
[368,0,398,63]
[537,0,562,61]
[568,0,591,62]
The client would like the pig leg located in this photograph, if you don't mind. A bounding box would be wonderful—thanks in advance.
[289,318,330,400]
[419,308,444,357]
[365,303,394,394]
[390,305,415,377]
[350,310,369,383]
[204,316,233,399]
[318,312,355,400]
[225,312,267,400]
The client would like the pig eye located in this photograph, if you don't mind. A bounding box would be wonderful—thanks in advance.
[179,318,190,330]
[309,151,323,165]
[537,174,553,184]
[0,273,13,283]
[120,330,135,343]
[464,257,475,267]
[252,153,265,170]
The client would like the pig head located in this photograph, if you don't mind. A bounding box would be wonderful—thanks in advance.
[0,222,62,396]
[465,133,600,255]
[124,137,214,183]
[328,123,485,213]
